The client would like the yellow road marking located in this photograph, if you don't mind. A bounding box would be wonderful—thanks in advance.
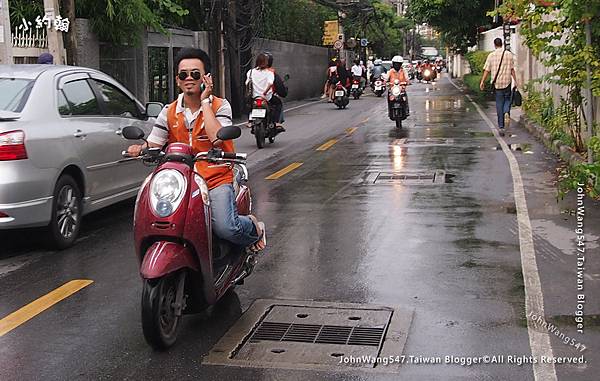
[345,127,358,136]
[265,162,303,180]
[0,279,93,337]
[361,117,370,123]
[316,139,338,151]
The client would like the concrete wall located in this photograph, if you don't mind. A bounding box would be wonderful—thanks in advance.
[251,38,329,101]
[512,25,599,131]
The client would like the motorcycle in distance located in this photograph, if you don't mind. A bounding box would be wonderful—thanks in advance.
[421,67,436,83]
[333,81,350,109]
[250,73,289,149]
[121,125,258,350]
[371,77,385,97]
[416,67,423,82]
[250,97,276,149]
[350,76,363,100]
[388,79,409,129]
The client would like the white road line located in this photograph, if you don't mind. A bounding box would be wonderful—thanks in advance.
[448,77,557,381]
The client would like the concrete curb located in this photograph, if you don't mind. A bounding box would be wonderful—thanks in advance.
[516,114,586,166]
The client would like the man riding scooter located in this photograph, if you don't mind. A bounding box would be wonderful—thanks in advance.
[127,48,266,253]
[386,55,410,118]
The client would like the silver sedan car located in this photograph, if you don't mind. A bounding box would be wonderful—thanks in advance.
[0,65,162,248]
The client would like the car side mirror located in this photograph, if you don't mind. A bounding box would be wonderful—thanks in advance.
[145,102,163,118]
[284,74,290,81]
[216,126,241,141]
[122,126,146,140]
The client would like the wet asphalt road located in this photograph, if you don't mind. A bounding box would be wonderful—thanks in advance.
[1,75,598,380]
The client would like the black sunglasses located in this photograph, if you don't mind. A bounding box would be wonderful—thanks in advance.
[177,70,202,81]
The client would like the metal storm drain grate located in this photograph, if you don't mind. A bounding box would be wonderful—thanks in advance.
[363,170,448,185]
[249,322,385,347]
[394,138,454,146]
[204,299,413,373]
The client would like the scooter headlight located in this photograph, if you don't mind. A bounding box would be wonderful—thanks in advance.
[392,86,402,97]
[150,169,186,217]
[424,69,431,77]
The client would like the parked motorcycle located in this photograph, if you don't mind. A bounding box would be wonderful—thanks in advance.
[121,125,258,350]
[372,78,385,97]
[388,80,409,129]
[350,77,363,100]
[250,97,278,149]
[333,81,349,109]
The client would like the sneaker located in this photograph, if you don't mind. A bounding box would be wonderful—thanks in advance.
[499,128,505,137]
[321,94,327,99]
[275,124,286,133]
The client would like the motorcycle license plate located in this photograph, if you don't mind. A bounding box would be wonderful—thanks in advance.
[375,86,382,90]
[251,109,266,119]
[335,91,345,97]
[352,84,359,89]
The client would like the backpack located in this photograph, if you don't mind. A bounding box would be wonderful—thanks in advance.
[244,69,254,110]
[274,73,288,98]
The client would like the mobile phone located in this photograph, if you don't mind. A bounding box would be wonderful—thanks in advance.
[201,73,211,92]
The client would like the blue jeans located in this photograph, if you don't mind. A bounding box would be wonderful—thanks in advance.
[209,184,258,247]
[495,85,512,129]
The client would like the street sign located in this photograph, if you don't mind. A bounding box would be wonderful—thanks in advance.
[360,38,368,47]
[322,20,339,46]
[346,37,357,49]
[333,40,343,50]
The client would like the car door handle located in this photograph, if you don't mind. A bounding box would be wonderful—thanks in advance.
[115,129,122,136]
[73,130,87,138]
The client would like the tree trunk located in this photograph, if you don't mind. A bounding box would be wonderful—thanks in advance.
[61,0,77,65]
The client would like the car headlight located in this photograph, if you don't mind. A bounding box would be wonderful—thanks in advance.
[150,169,186,218]
[392,86,402,97]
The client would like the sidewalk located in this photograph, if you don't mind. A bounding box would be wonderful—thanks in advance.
[483,102,600,380]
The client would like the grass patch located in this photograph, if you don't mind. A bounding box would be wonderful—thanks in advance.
[463,74,493,101]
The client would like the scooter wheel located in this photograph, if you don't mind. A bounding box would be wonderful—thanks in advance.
[395,119,402,130]
[141,273,183,350]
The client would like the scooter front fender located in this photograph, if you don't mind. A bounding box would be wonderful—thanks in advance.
[140,241,199,279]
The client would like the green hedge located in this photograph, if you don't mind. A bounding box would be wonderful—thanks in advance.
[463,73,492,98]
[465,50,490,75]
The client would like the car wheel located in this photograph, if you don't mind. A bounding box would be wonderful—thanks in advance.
[47,174,82,249]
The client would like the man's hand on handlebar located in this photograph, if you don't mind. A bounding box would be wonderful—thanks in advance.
[127,144,145,157]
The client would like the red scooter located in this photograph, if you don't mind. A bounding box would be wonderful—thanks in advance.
[121,125,258,350]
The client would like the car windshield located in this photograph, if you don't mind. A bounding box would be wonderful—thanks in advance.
[0,78,35,112]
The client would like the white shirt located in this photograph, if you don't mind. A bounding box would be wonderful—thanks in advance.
[246,68,274,101]
[351,65,363,76]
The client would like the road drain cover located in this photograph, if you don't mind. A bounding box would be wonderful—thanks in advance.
[393,138,454,146]
[204,299,413,373]
[364,170,448,185]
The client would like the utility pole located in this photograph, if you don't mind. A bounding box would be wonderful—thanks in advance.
[0,0,13,64]
[43,0,65,64]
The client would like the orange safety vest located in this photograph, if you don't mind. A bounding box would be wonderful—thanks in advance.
[166,96,234,190]
[388,68,408,85]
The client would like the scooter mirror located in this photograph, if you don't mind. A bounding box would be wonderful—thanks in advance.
[122,126,145,140]
[284,74,290,81]
[216,126,242,141]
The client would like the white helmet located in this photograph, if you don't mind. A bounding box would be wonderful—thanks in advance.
[374,59,382,65]
[391,55,404,63]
